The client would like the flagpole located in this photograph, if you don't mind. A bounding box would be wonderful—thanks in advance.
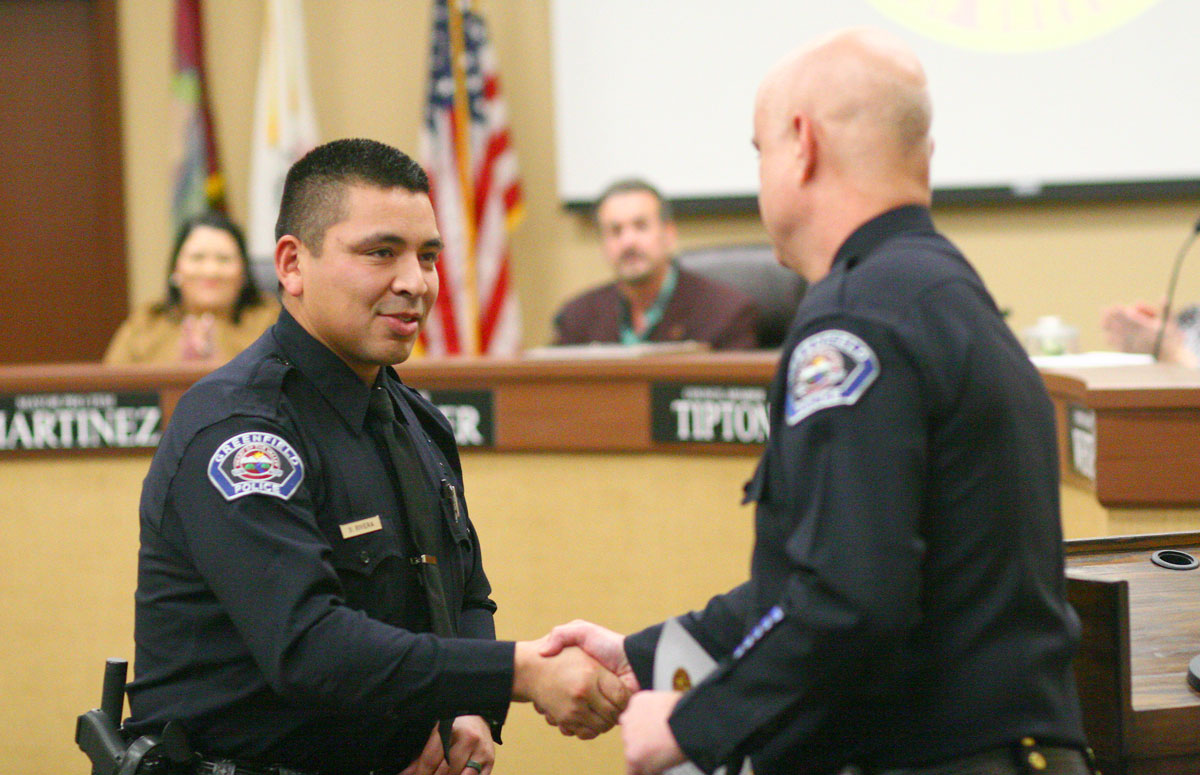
[446,0,480,355]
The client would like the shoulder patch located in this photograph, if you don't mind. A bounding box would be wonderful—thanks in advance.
[785,329,879,426]
[207,431,304,501]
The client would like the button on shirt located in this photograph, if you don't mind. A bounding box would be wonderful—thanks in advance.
[625,206,1086,774]
[127,308,514,774]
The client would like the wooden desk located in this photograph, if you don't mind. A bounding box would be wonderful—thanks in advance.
[1066,533,1200,774]
[0,355,778,455]
[1042,364,1200,537]
[398,351,776,453]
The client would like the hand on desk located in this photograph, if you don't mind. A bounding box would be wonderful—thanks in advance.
[1101,301,1196,366]
[513,635,632,739]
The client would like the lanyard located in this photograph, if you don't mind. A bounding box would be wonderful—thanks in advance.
[620,264,679,345]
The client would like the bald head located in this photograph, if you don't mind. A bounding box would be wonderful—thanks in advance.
[759,27,932,190]
[752,28,935,279]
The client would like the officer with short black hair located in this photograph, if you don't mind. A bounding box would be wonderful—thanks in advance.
[127,138,631,775]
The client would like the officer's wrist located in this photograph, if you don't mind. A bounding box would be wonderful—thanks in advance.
[510,641,539,703]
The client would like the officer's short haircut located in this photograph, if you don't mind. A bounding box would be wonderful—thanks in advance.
[594,178,674,224]
[276,138,431,254]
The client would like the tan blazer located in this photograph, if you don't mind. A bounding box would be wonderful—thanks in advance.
[102,294,280,365]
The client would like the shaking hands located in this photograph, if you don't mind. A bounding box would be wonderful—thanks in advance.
[512,623,637,738]
[534,620,688,775]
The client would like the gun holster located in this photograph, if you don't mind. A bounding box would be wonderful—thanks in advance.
[75,659,195,775]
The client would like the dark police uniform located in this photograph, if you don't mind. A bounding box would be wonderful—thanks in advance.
[625,206,1087,774]
[127,308,514,774]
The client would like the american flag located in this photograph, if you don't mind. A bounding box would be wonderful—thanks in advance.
[171,0,224,229]
[420,0,524,356]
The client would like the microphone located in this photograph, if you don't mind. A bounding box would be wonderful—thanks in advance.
[1152,213,1200,361]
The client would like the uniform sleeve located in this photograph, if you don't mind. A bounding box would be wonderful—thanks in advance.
[168,416,515,722]
[625,582,754,689]
[669,314,932,772]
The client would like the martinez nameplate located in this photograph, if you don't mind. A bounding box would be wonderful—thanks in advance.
[0,391,163,451]
[652,383,770,445]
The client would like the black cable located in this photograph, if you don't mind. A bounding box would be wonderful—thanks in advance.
[1151,215,1200,361]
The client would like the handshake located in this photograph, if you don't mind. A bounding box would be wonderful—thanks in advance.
[512,620,639,739]
[407,622,686,775]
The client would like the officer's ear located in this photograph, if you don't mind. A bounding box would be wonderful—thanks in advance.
[276,235,304,299]
[795,112,817,184]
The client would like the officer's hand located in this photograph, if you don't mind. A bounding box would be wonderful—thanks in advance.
[446,716,494,775]
[539,619,640,695]
[398,723,443,775]
[620,691,686,775]
[513,640,631,738]
[399,716,494,775]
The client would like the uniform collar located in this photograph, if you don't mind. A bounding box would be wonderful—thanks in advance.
[831,204,934,272]
[272,307,389,431]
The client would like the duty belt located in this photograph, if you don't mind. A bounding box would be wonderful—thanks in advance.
[194,759,318,775]
[870,740,1096,775]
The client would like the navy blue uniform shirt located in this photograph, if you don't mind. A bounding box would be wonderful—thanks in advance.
[127,308,514,774]
[626,206,1085,774]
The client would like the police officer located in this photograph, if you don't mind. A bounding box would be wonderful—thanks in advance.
[543,28,1092,775]
[127,139,630,775]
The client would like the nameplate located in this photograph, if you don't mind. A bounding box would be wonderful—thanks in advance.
[1068,404,1096,481]
[651,383,770,445]
[424,389,494,448]
[340,515,383,539]
[0,391,162,452]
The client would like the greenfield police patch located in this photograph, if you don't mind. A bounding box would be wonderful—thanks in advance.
[207,432,304,501]
[785,330,879,426]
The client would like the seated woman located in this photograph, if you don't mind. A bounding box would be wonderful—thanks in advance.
[103,212,279,365]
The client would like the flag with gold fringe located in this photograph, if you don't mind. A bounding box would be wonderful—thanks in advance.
[420,0,524,356]
[171,0,225,229]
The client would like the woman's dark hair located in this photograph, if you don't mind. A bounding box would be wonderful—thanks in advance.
[159,211,263,323]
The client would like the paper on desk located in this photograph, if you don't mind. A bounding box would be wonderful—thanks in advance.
[1029,351,1154,368]
[524,341,710,359]
[653,617,752,775]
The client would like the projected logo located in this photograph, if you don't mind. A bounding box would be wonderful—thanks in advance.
[867,0,1162,52]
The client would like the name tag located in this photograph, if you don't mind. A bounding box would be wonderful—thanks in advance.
[340,515,383,539]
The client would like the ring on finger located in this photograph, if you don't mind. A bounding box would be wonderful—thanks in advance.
[465,760,484,773]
